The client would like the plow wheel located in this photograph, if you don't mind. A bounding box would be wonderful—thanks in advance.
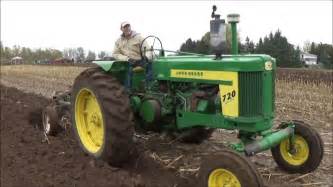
[198,149,264,187]
[42,105,61,136]
[71,67,136,167]
[271,120,323,173]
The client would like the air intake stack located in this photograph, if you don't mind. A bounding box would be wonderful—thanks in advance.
[227,13,240,55]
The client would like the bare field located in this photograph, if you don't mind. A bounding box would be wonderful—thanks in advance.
[1,64,333,187]
[0,65,87,98]
[276,68,333,86]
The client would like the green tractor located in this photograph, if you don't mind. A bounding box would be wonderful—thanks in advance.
[65,6,323,187]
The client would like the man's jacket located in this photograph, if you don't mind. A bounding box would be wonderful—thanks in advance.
[112,31,152,61]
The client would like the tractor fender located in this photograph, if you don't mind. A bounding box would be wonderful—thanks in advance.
[92,60,127,72]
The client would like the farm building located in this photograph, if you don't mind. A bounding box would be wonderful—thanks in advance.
[52,58,74,64]
[300,52,317,65]
[11,56,24,64]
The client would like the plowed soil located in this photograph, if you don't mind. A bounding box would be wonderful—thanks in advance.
[0,85,193,187]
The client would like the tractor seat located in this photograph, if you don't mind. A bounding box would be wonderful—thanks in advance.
[133,66,144,73]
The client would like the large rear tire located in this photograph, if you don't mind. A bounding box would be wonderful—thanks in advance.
[198,149,264,187]
[71,67,136,167]
[271,120,323,173]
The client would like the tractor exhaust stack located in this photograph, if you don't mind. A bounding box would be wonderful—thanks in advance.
[210,5,226,59]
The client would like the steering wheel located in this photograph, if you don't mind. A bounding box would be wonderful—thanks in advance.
[140,35,164,60]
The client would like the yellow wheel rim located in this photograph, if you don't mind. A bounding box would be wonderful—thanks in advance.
[208,168,241,187]
[280,135,309,166]
[75,88,104,153]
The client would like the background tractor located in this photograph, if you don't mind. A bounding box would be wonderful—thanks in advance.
[42,6,324,187]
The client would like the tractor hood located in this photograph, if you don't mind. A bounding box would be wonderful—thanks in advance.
[153,54,276,81]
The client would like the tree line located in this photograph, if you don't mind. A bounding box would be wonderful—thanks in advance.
[0,41,109,64]
[1,31,332,69]
[180,29,333,68]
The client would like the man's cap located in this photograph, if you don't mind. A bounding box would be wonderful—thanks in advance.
[121,21,130,28]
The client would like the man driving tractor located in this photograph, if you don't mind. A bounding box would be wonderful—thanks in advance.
[112,21,153,91]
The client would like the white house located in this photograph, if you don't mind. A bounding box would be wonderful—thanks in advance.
[300,52,317,65]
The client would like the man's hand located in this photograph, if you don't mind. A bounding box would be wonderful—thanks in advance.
[128,58,137,65]
[142,56,149,62]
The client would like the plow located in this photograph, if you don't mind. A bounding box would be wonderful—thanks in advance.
[42,90,71,136]
[42,5,323,187]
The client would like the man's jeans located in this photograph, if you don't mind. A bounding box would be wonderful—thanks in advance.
[125,60,153,91]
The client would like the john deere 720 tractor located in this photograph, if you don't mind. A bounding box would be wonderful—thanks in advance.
[43,6,323,187]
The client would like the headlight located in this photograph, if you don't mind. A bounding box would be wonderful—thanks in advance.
[265,61,273,71]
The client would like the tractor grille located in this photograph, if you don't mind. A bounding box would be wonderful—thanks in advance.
[239,72,263,117]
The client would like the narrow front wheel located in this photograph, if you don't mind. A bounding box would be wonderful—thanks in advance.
[271,120,323,173]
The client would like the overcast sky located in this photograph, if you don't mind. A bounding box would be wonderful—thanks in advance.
[1,0,332,55]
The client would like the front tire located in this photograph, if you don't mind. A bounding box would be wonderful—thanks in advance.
[271,120,323,173]
[71,67,136,167]
[198,149,264,187]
